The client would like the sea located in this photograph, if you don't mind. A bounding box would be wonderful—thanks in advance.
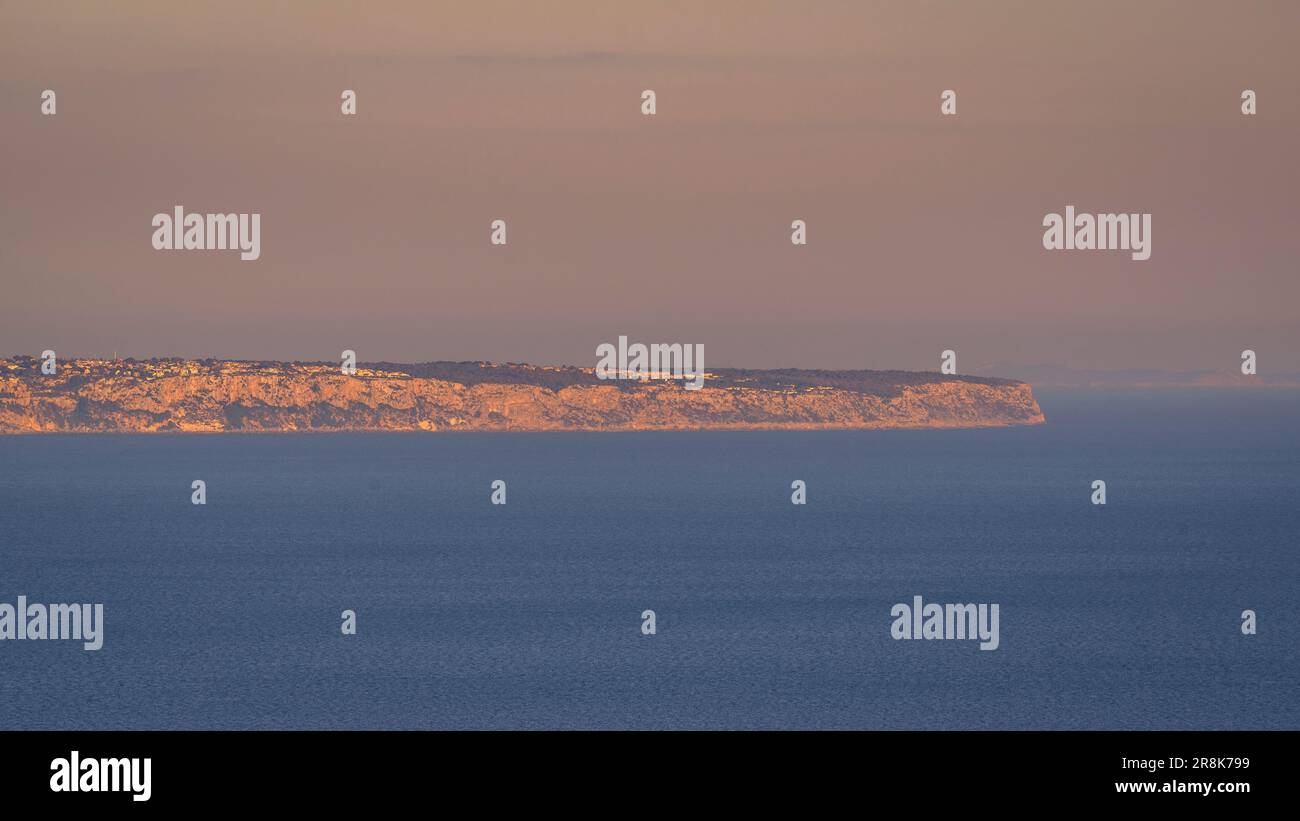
[1,388,1297,729]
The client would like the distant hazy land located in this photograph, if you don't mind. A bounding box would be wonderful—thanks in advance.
[0,358,1045,433]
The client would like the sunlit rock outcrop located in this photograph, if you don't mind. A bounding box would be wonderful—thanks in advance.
[0,358,1045,433]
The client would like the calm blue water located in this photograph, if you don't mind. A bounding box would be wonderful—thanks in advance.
[1,388,1297,729]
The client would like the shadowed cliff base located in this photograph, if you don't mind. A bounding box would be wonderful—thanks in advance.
[0,358,1045,433]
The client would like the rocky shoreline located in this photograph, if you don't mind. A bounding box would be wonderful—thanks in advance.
[0,358,1046,433]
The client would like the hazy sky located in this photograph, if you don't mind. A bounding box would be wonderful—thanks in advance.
[2,1,1297,376]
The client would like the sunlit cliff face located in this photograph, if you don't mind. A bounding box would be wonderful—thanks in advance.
[0,359,1044,433]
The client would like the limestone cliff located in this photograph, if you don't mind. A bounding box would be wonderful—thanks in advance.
[0,358,1045,433]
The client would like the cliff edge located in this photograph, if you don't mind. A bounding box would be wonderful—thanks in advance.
[0,358,1045,433]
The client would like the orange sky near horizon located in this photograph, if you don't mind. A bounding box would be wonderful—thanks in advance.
[2,1,1297,377]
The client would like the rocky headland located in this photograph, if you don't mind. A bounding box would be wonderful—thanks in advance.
[0,358,1045,433]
